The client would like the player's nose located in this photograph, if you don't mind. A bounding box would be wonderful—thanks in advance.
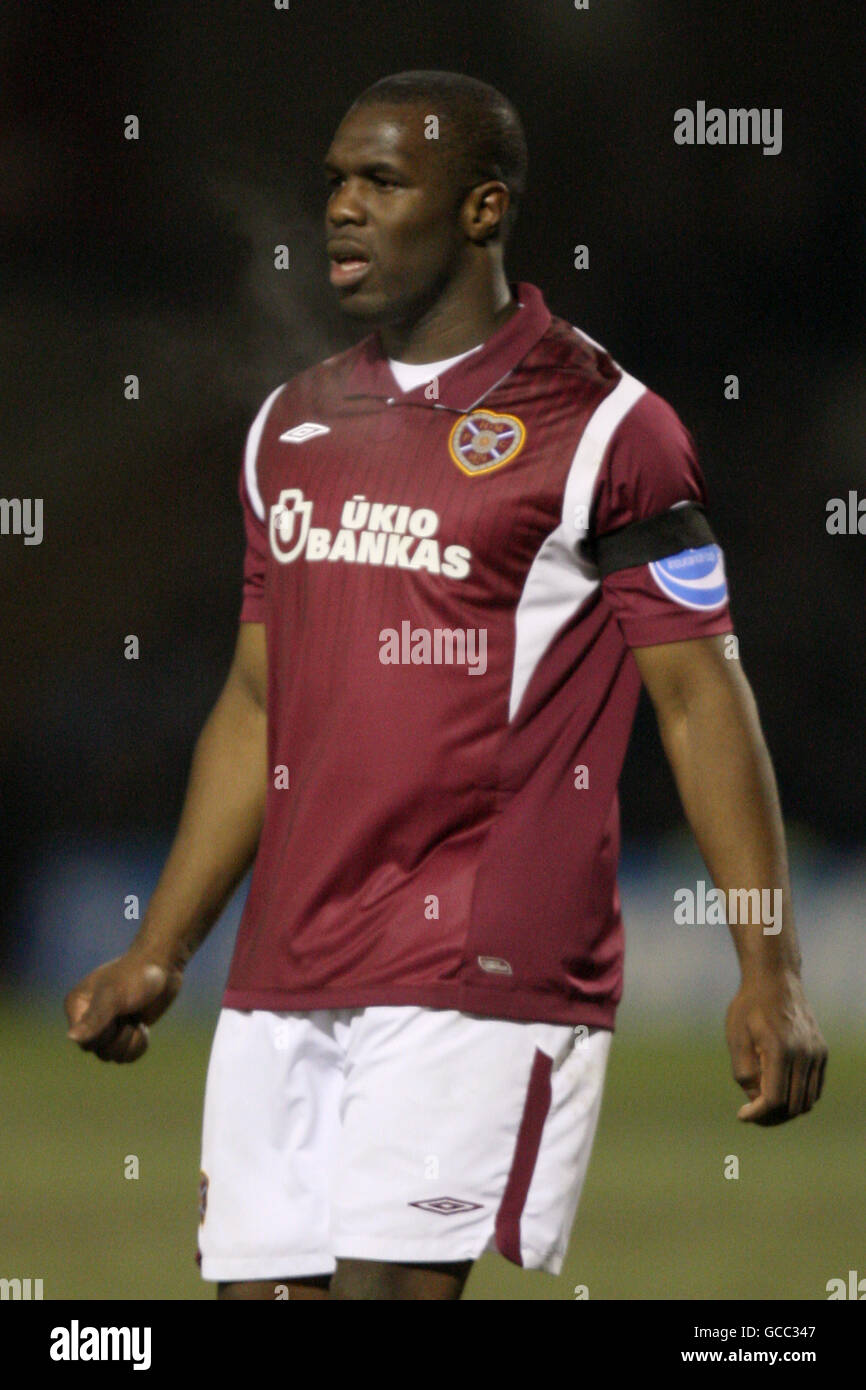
[326,180,367,227]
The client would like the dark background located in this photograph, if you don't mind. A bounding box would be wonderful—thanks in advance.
[2,0,864,958]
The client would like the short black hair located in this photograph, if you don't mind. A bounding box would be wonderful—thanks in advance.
[347,70,528,243]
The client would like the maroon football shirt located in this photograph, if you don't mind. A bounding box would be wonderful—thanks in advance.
[222,282,734,1027]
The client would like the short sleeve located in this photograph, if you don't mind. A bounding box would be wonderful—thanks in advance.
[237,384,285,623]
[591,389,735,647]
[239,461,269,623]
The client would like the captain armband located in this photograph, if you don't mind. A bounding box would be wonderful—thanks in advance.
[580,501,718,578]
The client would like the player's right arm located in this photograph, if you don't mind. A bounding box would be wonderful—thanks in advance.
[64,620,268,1063]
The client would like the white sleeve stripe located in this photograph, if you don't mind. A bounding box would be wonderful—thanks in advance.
[508,368,646,722]
[243,383,286,523]
[564,369,647,535]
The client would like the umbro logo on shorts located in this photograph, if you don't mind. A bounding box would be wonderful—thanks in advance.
[408,1197,484,1215]
[279,422,331,443]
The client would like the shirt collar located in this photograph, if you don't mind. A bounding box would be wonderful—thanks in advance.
[340,281,552,413]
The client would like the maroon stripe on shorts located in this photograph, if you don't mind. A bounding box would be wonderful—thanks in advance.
[494,1047,553,1266]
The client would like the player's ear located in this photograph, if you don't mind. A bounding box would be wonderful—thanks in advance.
[463,182,509,244]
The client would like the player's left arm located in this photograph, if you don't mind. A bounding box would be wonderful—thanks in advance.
[633,633,828,1125]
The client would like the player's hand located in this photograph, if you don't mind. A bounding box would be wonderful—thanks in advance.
[725,970,827,1125]
[64,950,184,1063]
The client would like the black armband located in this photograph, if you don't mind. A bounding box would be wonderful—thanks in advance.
[581,502,718,578]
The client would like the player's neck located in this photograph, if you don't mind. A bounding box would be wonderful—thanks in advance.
[378,271,518,364]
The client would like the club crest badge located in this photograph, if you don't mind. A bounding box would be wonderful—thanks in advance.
[448,411,526,476]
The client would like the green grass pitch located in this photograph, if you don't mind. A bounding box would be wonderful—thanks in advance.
[2,995,861,1300]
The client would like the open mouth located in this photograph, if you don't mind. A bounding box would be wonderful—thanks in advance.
[329,252,371,287]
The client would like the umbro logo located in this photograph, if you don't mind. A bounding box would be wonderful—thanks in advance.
[279,422,331,443]
[408,1197,484,1215]
[477,955,513,975]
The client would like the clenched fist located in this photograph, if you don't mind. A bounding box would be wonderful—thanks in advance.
[65,951,184,1063]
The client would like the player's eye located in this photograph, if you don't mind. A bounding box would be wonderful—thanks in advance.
[324,172,400,193]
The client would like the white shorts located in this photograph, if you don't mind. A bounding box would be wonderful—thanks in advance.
[197,1005,611,1281]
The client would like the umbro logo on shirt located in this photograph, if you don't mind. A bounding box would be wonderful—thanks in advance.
[408,1197,484,1215]
[477,955,513,975]
[279,422,331,443]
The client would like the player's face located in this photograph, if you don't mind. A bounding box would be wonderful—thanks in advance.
[323,103,467,324]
